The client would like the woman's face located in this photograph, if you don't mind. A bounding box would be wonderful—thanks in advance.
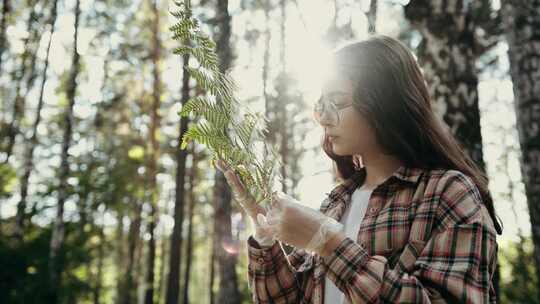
[318,77,379,157]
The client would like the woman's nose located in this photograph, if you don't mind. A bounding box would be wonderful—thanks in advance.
[317,111,336,127]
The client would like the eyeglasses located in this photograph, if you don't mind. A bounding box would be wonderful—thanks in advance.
[313,94,353,125]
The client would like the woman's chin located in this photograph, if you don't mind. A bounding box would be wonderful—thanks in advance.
[332,145,347,156]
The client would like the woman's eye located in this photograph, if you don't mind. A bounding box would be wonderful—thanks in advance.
[333,101,348,109]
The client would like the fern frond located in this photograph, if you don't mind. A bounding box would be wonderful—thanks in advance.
[171,0,281,203]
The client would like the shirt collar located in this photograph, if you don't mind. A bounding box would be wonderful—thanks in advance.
[328,164,424,200]
[345,164,424,189]
[390,165,424,185]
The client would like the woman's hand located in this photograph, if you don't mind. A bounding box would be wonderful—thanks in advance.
[215,159,266,219]
[264,192,344,255]
[215,159,275,246]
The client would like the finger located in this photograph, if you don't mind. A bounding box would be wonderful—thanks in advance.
[215,159,229,172]
[223,170,246,197]
[265,208,282,225]
[257,213,267,227]
[264,225,280,238]
[270,191,286,210]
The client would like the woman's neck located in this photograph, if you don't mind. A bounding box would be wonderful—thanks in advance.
[361,153,403,189]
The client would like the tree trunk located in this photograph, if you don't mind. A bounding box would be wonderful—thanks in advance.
[262,0,272,144]
[143,0,162,303]
[48,0,81,301]
[208,236,216,304]
[157,228,168,304]
[278,0,289,193]
[0,0,10,74]
[366,0,377,34]
[4,0,42,162]
[165,50,191,304]
[93,210,106,304]
[213,1,241,302]
[14,0,58,239]
[502,0,540,295]
[120,200,143,304]
[404,0,486,169]
[182,150,198,304]
[115,211,127,304]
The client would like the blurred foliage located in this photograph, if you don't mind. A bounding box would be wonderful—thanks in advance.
[499,236,540,303]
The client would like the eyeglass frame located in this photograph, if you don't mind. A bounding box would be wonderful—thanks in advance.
[313,92,354,125]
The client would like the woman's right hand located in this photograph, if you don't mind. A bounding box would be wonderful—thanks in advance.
[216,159,275,247]
[215,159,266,220]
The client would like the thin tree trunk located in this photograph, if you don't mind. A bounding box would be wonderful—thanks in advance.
[115,211,127,304]
[366,0,377,34]
[262,0,272,144]
[143,0,162,303]
[279,0,286,73]
[119,200,142,304]
[93,210,106,304]
[0,0,10,74]
[208,235,216,304]
[4,0,42,162]
[213,0,241,302]
[14,0,58,239]
[182,149,198,304]
[278,0,289,193]
[165,44,191,304]
[158,227,168,304]
[502,0,540,295]
[48,0,81,301]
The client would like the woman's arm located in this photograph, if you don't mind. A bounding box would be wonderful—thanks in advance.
[247,236,312,303]
[321,171,498,303]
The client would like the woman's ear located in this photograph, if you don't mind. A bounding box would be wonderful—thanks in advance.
[353,154,363,170]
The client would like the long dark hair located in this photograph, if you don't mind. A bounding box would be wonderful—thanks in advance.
[320,35,502,234]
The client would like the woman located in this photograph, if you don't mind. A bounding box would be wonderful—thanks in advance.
[216,35,501,303]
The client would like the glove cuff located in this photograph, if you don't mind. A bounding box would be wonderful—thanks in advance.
[305,216,343,254]
[253,233,275,247]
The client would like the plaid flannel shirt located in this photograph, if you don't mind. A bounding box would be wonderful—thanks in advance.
[247,165,499,303]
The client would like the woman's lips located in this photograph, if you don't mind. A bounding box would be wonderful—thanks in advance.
[328,135,339,142]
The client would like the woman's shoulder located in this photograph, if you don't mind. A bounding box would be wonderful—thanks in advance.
[418,168,494,231]
[420,168,479,196]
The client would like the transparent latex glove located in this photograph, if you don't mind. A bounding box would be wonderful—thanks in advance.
[215,159,276,247]
[262,191,344,255]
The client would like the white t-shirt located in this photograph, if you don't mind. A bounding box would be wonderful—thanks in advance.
[324,187,373,304]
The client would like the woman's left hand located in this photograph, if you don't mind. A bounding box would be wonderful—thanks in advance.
[261,191,344,255]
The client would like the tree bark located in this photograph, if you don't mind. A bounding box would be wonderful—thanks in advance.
[502,0,540,295]
[182,149,198,304]
[278,0,289,193]
[14,0,58,239]
[48,0,81,301]
[262,0,273,145]
[213,0,241,302]
[93,210,106,304]
[119,200,142,304]
[208,234,216,304]
[404,0,486,169]
[366,0,377,34]
[165,47,191,304]
[4,0,43,162]
[0,0,10,74]
[143,0,162,303]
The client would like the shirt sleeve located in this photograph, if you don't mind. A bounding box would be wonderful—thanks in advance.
[247,236,313,303]
[322,171,499,303]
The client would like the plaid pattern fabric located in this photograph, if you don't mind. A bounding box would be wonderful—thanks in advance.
[246,165,499,303]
